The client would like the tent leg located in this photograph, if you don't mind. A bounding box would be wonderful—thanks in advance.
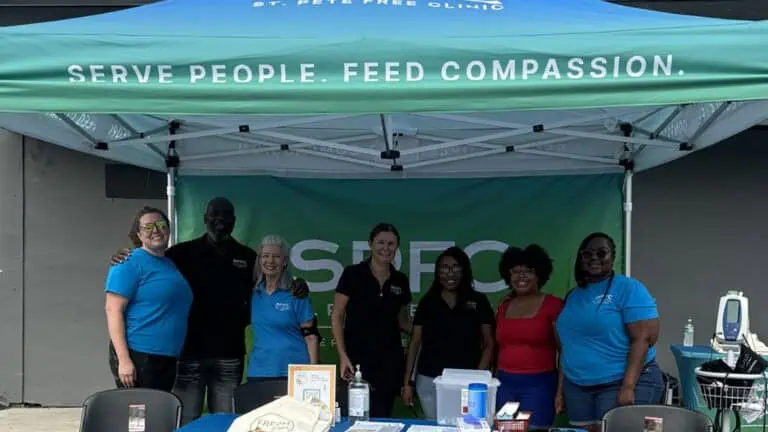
[623,170,634,276]
[166,168,177,246]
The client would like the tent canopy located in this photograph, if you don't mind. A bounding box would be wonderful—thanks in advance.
[0,0,766,178]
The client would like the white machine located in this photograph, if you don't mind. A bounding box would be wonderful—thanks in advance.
[711,291,768,360]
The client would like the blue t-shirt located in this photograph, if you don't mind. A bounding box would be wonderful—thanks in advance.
[556,274,658,386]
[105,248,193,357]
[247,281,315,378]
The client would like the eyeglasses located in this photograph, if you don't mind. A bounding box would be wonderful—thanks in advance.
[139,220,169,233]
[438,264,462,274]
[580,249,611,260]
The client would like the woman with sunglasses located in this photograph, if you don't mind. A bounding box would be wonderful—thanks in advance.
[401,247,495,420]
[555,233,662,432]
[494,244,564,430]
[104,206,193,391]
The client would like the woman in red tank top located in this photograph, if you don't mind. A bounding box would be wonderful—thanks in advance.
[495,244,564,430]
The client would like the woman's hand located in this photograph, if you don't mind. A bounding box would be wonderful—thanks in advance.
[617,384,635,406]
[340,355,355,381]
[555,390,565,415]
[118,358,136,387]
[401,384,415,407]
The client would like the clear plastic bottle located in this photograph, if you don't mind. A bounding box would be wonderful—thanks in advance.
[348,365,370,422]
[683,318,695,347]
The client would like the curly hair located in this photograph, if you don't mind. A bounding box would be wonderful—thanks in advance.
[498,244,554,289]
[128,206,169,247]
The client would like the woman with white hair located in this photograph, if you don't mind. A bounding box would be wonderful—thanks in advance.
[246,235,319,382]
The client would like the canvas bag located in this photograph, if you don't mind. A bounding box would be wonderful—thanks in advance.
[227,396,332,432]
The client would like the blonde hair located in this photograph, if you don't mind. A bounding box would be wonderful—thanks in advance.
[255,235,293,291]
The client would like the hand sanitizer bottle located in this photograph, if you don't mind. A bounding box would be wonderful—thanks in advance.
[683,318,695,347]
[348,365,370,422]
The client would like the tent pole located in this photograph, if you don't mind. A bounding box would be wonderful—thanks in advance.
[623,169,634,276]
[166,121,180,246]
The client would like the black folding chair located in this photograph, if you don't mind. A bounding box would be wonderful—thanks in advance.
[602,404,712,432]
[233,379,289,414]
[80,388,182,432]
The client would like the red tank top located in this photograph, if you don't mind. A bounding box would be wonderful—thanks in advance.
[495,294,564,374]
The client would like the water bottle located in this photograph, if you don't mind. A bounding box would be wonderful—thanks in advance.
[683,318,695,347]
[348,365,370,422]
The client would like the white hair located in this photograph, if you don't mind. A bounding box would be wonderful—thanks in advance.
[256,234,293,291]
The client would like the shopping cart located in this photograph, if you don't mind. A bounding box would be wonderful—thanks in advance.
[695,367,768,432]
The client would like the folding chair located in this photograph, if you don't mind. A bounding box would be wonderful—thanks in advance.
[602,404,712,432]
[80,388,182,432]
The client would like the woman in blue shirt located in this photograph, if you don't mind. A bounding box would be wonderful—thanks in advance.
[555,232,663,432]
[247,235,319,381]
[105,206,193,391]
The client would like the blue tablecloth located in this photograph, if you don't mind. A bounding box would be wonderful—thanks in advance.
[670,344,724,410]
[176,415,435,432]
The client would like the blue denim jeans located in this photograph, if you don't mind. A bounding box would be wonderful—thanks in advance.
[172,358,244,425]
[562,360,665,427]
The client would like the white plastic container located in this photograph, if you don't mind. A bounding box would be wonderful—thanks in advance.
[433,369,500,426]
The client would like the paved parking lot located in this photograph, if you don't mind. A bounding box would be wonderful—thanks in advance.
[0,408,81,432]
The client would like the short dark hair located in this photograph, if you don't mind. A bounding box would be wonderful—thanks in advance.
[573,232,616,288]
[128,206,169,247]
[498,244,554,288]
[368,222,400,244]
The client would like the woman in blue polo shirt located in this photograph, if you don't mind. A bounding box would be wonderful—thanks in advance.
[105,206,193,391]
[555,232,663,432]
[247,235,318,381]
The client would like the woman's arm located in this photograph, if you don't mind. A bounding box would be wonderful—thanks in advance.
[331,293,350,359]
[622,319,659,392]
[300,319,320,364]
[478,324,495,370]
[398,304,413,334]
[403,325,423,387]
[105,293,131,364]
[553,322,564,394]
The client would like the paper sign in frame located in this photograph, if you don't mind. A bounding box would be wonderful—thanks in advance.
[287,364,337,418]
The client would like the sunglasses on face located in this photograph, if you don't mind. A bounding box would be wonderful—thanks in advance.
[139,220,169,233]
[580,249,611,260]
[439,264,462,274]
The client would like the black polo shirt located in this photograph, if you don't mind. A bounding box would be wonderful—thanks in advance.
[336,260,411,384]
[413,290,494,378]
[166,235,257,360]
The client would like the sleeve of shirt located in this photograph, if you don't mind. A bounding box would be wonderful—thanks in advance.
[413,298,429,326]
[295,296,315,325]
[335,266,355,297]
[621,278,659,324]
[549,295,565,322]
[105,260,140,300]
[477,294,495,325]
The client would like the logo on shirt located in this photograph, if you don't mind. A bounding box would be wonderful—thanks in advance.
[390,285,403,295]
[274,302,291,312]
[465,301,477,310]
[593,294,614,305]
[232,259,248,268]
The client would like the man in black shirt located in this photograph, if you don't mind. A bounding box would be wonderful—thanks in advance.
[111,197,309,425]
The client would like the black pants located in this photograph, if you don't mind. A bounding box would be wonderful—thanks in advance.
[369,381,399,418]
[174,358,244,425]
[109,344,177,392]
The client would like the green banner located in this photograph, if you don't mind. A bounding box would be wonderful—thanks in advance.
[177,174,623,363]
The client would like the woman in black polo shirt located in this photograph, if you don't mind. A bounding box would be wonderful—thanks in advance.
[331,223,413,418]
[401,246,495,420]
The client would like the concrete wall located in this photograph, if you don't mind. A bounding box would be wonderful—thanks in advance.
[0,128,766,405]
[0,132,163,405]
[633,128,768,371]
